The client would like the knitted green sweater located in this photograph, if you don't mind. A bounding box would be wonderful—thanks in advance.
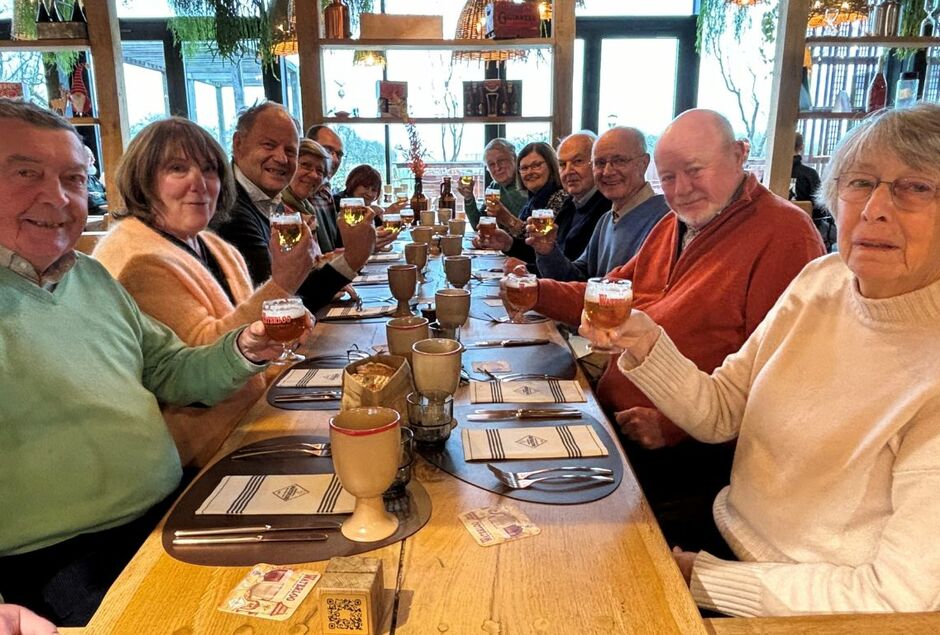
[0,254,260,555]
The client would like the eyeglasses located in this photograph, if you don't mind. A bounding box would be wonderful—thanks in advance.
[486,158,513,170]
[592,154,646,171]
[297,161,325,176]
[559,157,590,170]
[321,144,344,161]
[518,160,547,174]
[836,172,940,209]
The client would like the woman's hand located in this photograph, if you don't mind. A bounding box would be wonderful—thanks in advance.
[237,314,314,364]
[270,223,317,294]
[384,200,407,215]
[671,547,698,585]
[578,307,661,368]
[374,227,397,252]
[0,603,59,635]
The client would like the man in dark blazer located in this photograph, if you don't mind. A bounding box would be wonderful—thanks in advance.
[212,102,374,311]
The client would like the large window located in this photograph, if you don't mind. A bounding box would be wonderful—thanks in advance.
[121,41,170,139]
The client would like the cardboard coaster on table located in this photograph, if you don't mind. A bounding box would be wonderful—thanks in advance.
[267,353,367,411]
[163,435,432,566]
[462,340,576,381]
[417,407,622,505]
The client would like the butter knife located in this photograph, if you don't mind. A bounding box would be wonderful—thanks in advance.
[465,338,550,348]
[467,409,582,421]
[273,392,341,403]
[173,533,329,546]
[174,523,341,537]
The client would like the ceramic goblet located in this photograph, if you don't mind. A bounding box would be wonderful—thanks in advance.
[411,338,464,400]
[404,242,428,282]
[440,234,463,257]
[419,210,436,226]
[437,207,453,224]
[448,218,466,237]
[385,315,430,365]
[411,226,433,246]
[444,255,472,289]
[388,264,417,317]
[330,407,401,542]
[435,288,470,340]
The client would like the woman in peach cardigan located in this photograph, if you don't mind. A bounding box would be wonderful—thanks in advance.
[94,118,317,468]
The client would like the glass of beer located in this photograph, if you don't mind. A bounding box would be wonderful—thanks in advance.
[261,297,308,365]
[459,174,474,188]
[478,216,497,241]
[395,185,409,205]
[270,211,303,252]
[499,268,538,323]
[583,278,633,353]
[383,214,403,235]
[400,207,415,227]
[484,187,501,215]
[530,208,555,238]
[340,197,368,226]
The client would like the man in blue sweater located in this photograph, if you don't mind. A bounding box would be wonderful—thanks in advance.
[533,127,669,281]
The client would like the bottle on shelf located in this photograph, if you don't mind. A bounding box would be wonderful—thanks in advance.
[36,0,59,23]
[324,0,351,39]
[411,175,428,214]
[439,177,456,213]
[866,61,887,113]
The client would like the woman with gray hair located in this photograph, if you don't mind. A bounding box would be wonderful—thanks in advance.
[282,138,339,252]
[581,103,940,615]
[94,117,316,468]
[457,137,527,229]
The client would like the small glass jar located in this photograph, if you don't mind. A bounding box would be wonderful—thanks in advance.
[896,71,920,108]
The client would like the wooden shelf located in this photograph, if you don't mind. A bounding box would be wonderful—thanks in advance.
[68,116,101,125]
[322,116,552,125]
[805,35,940,48]
[798,110,867,120]
[319,37,554,51]
[0,37,90,51]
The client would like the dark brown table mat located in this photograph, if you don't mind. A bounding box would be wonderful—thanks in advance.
[417,406,622,505]
[163,435,431,566]
[462,341,576,381]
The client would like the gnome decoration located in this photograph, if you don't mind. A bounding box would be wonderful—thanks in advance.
[68,62,91,117]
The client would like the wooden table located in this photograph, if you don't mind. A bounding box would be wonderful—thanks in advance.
[86,246,706,634]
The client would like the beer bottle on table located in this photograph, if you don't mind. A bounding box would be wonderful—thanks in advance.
[439,176,456,213]
[411,176,428,213]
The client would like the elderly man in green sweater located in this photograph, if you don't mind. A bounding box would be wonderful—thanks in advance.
[0,99,302,629]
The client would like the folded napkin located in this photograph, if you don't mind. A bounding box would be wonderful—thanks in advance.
[353,274,389,285]
[469,380,586,404]
[368,253,402,263]
[276,368,343,388]
[473,270,504,280]
[324,305,393,319]
[465,248,502,256]
[462,425,608,461]
[196,474,355,515]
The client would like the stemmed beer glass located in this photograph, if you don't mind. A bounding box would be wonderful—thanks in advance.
[261,297,307,364]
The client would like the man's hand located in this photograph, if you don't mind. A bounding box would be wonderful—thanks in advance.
[525,220,557,255]
[456,177,474,199]
[671,547,698,585]
[0,604,59,635]
[502,257,527,274]
[270,223,317,293]
[498,274,536,324]
[614,406,686,449]
[472,227,513,252]
[374,227,397,252]
[237,315,313,364]
[338,210,377,271]
[578,307,661,368]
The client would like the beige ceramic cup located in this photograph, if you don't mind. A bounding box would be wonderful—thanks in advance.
[448,218,466,237]
[435,288,471,337]
[444,255,472,289]
[437,207,453,224]
[388,264,417,317]
[404,241,428,282]
[411,338,464,398]
[440,234,463,257]
[420,210,436,226]
[385,316,430,365]
[411,226,433,245]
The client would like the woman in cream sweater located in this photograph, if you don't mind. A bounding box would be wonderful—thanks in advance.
[581,104,940,616]
[95,117,317,468]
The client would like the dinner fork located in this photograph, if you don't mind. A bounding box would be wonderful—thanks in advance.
[489,469,614,490]
[232,442,331,459]
[487,464,613,481]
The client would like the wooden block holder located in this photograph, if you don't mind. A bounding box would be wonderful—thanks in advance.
[37,22,88,39]
[318,556,384,635]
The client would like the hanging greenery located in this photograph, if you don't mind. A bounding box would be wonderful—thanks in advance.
[167,0,273,68]
[697,0,760,52]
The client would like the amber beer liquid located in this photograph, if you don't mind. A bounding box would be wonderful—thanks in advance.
[342,205,367,226]
[485,191,501,208]
[400,208,415,226]
[263,311,306,342]
[530,209,554,236]
[273,222,302,250]
[505,282,538,312]
[478,218,497,238]
[383,214,403,234]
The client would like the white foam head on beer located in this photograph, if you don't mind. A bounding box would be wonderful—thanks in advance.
[265,303,306,320]
[531,208,554,219]
[340,197,365,208]
[271,211,302,224]
[503,273,536,288]
[585,279,632,303]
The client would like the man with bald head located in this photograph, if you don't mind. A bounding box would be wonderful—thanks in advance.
[533,127,668,281]
[525,110,825,552]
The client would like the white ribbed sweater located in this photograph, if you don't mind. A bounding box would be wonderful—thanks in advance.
[622,254,940,616]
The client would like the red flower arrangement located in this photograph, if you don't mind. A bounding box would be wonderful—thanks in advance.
[403,115,427,178]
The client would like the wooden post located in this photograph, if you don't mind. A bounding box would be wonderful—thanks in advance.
[764,0,811,197]
[296,0,323,132]
[552,0,575,143]
[83,0,128,198]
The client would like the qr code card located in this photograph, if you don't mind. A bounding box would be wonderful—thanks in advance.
[219,563,321,621]
[459,504,540,547]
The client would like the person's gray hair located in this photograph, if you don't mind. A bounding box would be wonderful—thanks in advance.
[0,98,80,138]
[818,103,940,214]
[235,101,301,138]
[483,138,516,160]
[299,138,332,173]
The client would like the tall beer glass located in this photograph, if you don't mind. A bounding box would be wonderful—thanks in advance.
[270,211,303,252]
[583,278,633,353]
[262,297,307,364]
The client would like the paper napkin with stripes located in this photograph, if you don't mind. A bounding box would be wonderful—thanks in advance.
[461,425,608,461]
[352,274,389,285]
[323,305,394,319]
[195,474,355,515]
[469,380,586,404]
[368,252,402,263]
[276,368,344,388]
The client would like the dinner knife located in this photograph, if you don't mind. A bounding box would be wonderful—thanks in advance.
[466,409,582,421]
[172,533,329,546]
[272,392,341,403]
[464,338,550,348]
[174,523,341,538]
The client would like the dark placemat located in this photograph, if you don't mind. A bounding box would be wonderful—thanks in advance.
[462,341,576,381]
[266,353,366,411]
[468,295,549,324]
[417,407,622,505]
[163,435,431,566]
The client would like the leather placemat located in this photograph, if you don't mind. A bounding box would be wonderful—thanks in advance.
[163,435,431,566]
[266,354,366,411]
[418,407,622,505]
[462,341,576,381]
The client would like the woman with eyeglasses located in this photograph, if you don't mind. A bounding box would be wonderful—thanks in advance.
[581,103,940,615]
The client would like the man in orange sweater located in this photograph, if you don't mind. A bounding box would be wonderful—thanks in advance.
[531,110,825,552]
